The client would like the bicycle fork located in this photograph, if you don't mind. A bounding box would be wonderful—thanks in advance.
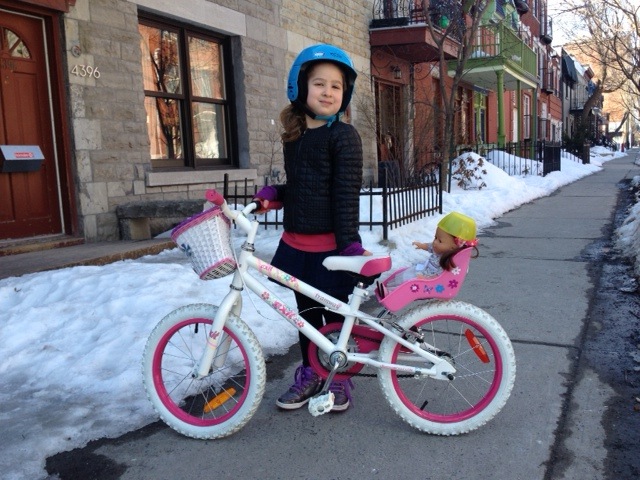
[192,280,244,379]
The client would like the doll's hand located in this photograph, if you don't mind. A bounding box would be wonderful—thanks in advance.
[412,241,429,250]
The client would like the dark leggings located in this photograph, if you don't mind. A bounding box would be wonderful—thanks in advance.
[295,291,349,366]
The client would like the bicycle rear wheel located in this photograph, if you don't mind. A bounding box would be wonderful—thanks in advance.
[142,303,266,439]
[377,300,515,435]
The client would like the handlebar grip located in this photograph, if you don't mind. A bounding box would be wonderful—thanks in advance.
[205,189,225,206]
[267,201,284,210]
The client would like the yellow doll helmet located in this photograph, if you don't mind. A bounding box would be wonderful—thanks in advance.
[438,212,476,241]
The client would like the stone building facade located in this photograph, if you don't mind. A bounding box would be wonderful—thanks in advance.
[1,0,376,242]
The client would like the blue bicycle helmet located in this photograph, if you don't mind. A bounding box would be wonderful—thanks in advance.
[287,44,357,121]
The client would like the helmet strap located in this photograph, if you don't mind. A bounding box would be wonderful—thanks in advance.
[295,101,341,127]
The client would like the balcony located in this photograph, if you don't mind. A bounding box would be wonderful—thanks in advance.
[370,0,461,62]
[570,93,592,112]
[540,18,553,45]
[541,68,556,94]
[514,0,529,15]
[454,23,538,91]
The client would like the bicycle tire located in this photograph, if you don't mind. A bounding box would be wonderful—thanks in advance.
[377,300,516,435]
[142,303,266,439]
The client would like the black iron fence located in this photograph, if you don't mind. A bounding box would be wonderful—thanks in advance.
[222,166,443,242]
[564,141,591,165]
[456,140,563,176]
[220,140,591,240]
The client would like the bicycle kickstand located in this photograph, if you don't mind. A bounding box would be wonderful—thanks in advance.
[307,362,341,417]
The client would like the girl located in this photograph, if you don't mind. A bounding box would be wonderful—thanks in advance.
[254,44,368,412]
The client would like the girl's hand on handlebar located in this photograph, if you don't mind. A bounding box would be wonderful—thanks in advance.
[251,198,282,214]
[252,198,270,214]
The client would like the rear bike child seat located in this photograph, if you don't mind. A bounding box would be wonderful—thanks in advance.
[375,246,474,312]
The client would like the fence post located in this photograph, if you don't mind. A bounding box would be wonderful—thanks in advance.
[382,181,388,241]
[439,162,444,214]
[582,141,590,164]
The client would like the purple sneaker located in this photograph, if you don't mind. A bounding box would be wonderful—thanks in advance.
[276,365,323,410]
[329,379,354,412]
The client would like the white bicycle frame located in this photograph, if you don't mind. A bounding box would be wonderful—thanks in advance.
[193,199,457,382]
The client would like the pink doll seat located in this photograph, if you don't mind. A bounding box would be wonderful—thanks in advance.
[375,247,474,312]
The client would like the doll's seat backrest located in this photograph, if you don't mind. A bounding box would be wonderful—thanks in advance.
[376,246,474,312]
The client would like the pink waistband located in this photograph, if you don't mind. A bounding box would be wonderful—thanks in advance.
[282,231,337,252]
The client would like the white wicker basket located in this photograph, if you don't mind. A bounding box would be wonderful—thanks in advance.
[171,207,237,280]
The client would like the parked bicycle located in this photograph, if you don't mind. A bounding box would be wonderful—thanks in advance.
[142,190,516,439]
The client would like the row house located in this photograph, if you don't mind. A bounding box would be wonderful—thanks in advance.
[561,50,605,144]
[0,0,572,247]
[369,0,562,174]
[0,0,376,244]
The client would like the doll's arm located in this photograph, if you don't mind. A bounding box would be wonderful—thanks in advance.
[412,241,429,250]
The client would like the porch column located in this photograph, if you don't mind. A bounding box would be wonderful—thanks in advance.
[531,88,538,147]
[516,80,521,141]
[497,70,505,147]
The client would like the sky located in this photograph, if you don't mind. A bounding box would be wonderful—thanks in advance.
[1,146,637,480]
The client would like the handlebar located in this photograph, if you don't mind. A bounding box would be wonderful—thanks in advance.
[205,189,258,234]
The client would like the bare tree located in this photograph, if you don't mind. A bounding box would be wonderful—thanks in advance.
[423,0,492,191]
[562,1,640,139]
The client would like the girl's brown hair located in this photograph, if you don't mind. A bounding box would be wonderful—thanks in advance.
[280,104,306,143]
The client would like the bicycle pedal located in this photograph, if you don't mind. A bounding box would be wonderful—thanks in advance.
[308,392,334,417]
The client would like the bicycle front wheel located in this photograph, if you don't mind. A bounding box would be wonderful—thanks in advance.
[378,300,516,435]
[142,303,266,439]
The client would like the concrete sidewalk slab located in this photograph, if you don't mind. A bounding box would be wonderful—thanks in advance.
[0,238,174,280]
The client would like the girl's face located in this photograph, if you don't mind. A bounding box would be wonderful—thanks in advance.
[432,227,457,255]
[305,62,344,125]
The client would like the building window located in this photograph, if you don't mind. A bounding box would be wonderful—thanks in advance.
[139,15,235,170]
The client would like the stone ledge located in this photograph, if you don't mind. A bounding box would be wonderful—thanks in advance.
[116,200,204,240]
[146,168,257,187]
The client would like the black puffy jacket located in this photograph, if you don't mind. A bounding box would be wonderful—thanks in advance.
[273,122,363,252]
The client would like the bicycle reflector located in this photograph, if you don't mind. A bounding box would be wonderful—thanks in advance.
[204,387,237,413]
[465,329,490,364]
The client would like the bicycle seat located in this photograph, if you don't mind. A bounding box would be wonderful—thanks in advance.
[323,254,392,281]
[376,247,474,312]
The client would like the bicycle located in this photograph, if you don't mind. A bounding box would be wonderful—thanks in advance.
[142,190,516,439]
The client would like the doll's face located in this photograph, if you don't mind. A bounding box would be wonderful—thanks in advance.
[432,227,457,255]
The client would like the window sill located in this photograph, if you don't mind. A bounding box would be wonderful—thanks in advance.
[146,168,258,187]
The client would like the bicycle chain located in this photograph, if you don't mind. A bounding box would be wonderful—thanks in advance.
[338,329,416,379]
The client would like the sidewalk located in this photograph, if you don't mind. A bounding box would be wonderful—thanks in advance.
[0,238,174,280]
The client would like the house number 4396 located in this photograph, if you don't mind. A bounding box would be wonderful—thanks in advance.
[71,64,101,78]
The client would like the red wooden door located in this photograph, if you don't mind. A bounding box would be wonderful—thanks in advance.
[0,10,62,239]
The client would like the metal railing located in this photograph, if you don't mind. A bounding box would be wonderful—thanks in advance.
[220,138,587,239]
[370,0,463,32]
[455,140,563,176]
[222,166,443,241]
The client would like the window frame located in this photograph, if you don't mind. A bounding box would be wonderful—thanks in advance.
[138,12,238,171]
